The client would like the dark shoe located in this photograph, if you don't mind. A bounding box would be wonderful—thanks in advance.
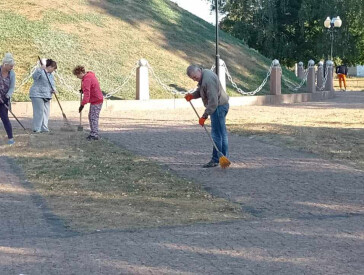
[202,160,219,168]
[86,135,99,141]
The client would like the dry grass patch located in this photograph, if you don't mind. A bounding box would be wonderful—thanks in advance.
[0,129,242,232]
[334,77,364,91]
[228,103,364,170]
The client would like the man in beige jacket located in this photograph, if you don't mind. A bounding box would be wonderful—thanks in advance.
[185,65,229,168]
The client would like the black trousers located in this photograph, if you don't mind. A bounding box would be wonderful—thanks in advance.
[0,100,13,139]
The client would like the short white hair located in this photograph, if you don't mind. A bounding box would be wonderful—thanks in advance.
[186,65,201,77]
[2,53,15,66]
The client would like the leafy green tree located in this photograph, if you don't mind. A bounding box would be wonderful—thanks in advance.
[217,0,364,65]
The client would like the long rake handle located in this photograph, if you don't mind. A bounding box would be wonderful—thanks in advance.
[37,57,68,120]
[53,93,66,118]
[189,101,224,157]
[79,92,82,125]
[0,98,29,134]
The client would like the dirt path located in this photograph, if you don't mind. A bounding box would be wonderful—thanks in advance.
[1,92,363,274]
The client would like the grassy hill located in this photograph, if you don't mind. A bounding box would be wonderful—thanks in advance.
[0,0,298,101]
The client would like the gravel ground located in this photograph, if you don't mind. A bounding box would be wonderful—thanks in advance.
[1,91,363,274]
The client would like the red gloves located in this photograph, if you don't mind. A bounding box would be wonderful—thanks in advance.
[199,117,206,126]
[184,93,194,102]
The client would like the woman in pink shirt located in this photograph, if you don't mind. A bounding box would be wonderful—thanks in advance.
[73,66,103,140]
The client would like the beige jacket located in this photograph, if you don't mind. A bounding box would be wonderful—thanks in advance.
[192,69,229,118]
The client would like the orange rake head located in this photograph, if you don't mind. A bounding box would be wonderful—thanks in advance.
[219,156,231,168]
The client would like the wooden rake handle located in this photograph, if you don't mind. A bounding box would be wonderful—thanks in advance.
[0,98,29,134]
[37,56,67,120]
[79,91,83,125]
[188,101,224,157]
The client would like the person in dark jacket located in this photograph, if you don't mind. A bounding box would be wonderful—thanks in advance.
[73,66,103,140]
[336,64,348,91]
[184,65,229,168]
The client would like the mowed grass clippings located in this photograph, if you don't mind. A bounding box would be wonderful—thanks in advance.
[227,103,364,170]
[0,130,243,232]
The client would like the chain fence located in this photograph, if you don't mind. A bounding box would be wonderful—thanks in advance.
[147,60,274,97]
[224,61,274,96]
[13,62,139,99]
[281,61,312,92]
[13,64,37,94]
[147,63,187,96]
[317,65,330,91]
[103,63,138,99]
[13,59,330,100]
[54,71,80,96]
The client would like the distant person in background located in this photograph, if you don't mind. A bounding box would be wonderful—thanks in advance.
[336,64,348,91]
[0,53,15,145]
[29,59,57,133]
[73,65,103,140]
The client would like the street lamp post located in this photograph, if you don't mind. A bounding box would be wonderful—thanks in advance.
[324,16,342,60]
[215,0,220,77]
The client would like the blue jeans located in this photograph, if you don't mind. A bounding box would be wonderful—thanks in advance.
[210,103,229,163]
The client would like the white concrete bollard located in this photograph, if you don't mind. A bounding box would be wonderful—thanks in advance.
[317,61,324,90]
[325,60,334,92]
[270,59,281,95]
[306,60,316,93]
[295,63,298,77]
[297,61,305,79]
[136,59,149,100]
[218,59,227,92]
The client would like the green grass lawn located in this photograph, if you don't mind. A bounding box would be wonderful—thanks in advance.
[0,0,300,102]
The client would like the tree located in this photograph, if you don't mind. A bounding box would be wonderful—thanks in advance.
[218,0,364,66]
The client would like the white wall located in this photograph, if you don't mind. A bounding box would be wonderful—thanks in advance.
[357,66,364,77]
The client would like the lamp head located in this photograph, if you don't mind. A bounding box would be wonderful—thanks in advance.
[324,17,331,28]
[334,16,342,28]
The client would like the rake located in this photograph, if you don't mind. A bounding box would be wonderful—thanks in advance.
[188,101,231,168]
[77,90,83,131]
[0,98,30,135]
[37,56,73,131]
